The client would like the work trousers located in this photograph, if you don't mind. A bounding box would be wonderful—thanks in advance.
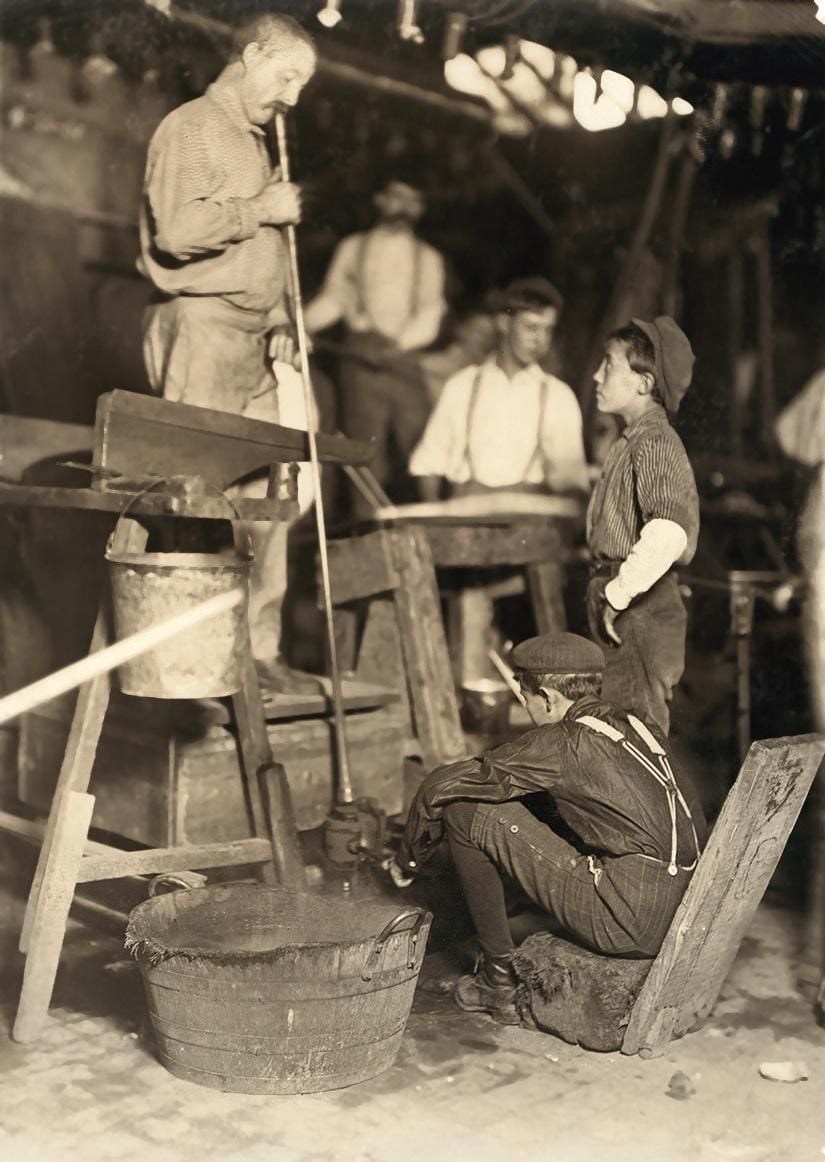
[444,799,689,959]
[587,571,687,735]
[142,295,290,667]
[338,334,431,515]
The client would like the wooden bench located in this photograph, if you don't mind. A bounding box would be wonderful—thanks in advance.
[513,734,825,1056]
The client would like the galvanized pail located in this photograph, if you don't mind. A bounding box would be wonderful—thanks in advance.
[126,881,431,1095]
[105,486,250,699]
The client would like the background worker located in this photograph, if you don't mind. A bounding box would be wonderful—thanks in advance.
[304,178,447,511]
[586,318,699,735]
[409,277,589,684]
[138,14,321,695]
[387,632,706,1024]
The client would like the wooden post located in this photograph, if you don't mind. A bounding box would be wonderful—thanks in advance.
[661,148,699,319]
[19,607,111,954]
[13,791,96,1042]
[753,222,777,454]
[389,528,465,767]
[230,648,304,888]
[622,735,825,1057]
[728,246,745,459]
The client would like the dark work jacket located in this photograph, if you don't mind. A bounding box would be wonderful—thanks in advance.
[398,696,707,872]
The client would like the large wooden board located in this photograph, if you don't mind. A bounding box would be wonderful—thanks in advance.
[622,734,825,1056]
[93,390,374,487]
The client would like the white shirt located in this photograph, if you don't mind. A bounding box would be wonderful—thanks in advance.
[304,226,446,351]
[409,360,589,492]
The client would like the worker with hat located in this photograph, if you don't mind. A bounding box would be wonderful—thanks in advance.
[387,631,706,1023]
[409,276,589,685]
[586,317,700,735]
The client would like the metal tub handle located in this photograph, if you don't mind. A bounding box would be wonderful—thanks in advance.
[362,908,429,982]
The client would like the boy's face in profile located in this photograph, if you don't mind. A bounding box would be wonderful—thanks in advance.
[499,305,558,368]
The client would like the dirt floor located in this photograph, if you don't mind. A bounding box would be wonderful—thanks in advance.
[1,868,824,1162]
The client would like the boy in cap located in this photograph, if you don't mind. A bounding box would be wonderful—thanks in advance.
[388,631,705,1023]
[409,277,589,684]
[586,316,700,734]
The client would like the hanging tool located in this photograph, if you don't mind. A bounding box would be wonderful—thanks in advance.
[275,113,384,870]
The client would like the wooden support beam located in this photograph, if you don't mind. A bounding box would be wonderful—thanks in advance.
[76,838,272,882]
[622,735,825,1057]
[326,532,400,604]
[389,528,465,766]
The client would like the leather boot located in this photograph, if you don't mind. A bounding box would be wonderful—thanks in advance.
[453,952,519,1025]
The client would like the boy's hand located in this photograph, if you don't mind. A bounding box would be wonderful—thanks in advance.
[381,856,415,889]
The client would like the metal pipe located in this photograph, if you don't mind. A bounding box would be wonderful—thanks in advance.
[275,112,354,806]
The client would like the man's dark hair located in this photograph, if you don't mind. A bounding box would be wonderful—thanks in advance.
[520,670,602,702]
[232,14,316,60]
[608,322,664,406]
[501,276,564,316]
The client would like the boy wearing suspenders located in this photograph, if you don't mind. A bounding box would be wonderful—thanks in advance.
[388,632,706,1024]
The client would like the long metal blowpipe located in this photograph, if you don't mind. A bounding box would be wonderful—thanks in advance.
[275,112,354,806]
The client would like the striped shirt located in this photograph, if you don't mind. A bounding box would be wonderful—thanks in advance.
[587,405,699,565]
[139,65,286,314]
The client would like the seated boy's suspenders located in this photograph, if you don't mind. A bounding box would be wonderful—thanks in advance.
[575,713,701,876]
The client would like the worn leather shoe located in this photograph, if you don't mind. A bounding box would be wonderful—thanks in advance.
[453,952,520,1025]
[256,657,324,697]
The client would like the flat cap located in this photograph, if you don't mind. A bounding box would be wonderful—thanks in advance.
[631,316,695,415]
[511,632,605,675]
[491,276,564,315]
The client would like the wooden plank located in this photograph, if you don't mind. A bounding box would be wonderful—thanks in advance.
[76,838,272,882]
[19,604,113,954]
[13,791,96,1043]
[0,482,296,522]
[526,560,568,634]
[622,735,825,1057]
[389,527,465,766]
[423,520,564,569]
[327,531,400,604]
[94,390,375,487]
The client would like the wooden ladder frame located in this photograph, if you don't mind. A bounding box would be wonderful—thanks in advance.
[9,511,304,1044]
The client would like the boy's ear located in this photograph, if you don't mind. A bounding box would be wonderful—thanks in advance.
[638,371,656,397]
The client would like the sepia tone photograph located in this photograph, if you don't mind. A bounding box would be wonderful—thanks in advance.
[0,1,824,1159]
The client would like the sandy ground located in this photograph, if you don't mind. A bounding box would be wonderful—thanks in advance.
[1,871,824,1162]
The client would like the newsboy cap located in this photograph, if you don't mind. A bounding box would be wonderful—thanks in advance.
[631,315,695,415]
[511,632,605,676]
[492,276,564,315]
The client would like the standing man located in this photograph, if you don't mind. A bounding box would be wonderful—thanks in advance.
[408,277,589,684]
[139,14,320,695]
[586,318,699,734]
[304,179,447,510]
[386,632,706,1024]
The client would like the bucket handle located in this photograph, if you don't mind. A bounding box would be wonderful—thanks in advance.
[105,478,252,560]
[147,872,207,898]
[362,907,428,982]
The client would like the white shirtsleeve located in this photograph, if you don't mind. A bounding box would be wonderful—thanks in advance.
[604,518,688,611]
[408,370,469,478]
[303,235,359,335]
[540,379,591,494]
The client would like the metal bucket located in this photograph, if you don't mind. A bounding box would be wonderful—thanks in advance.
[125,881,431,1095]
[105,486,250,699]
